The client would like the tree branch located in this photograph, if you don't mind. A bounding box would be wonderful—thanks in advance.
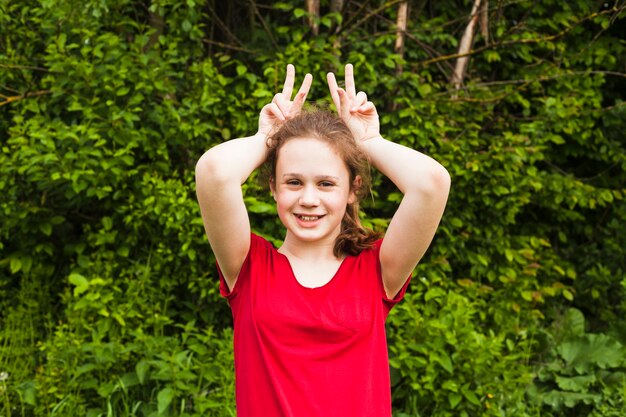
[0,90,51,107]
[306,0,320,35]
[201,39,258,55]
[420,6,624,68]
[341,27,453,79]
[205,2,246,48]
[451,0,482,90]
[337,0,374,35]
[435,70,626,102]
[340,0,405,39]
[479,0,489,44]
[248,0,279,50]
[0,64,49,72]
[394,1,409,74]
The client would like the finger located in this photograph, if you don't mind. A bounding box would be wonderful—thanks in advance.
[272,93,291,117]
[357,101,376,115]
[291,73,313,116]
[345,63,356,98]
[281,64,295,99]
[352,91,367,112]
[337,88,351,120]
[265,102,286,122]
[326,72,341,113]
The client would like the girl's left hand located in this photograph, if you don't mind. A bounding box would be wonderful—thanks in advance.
[327,64,380,143]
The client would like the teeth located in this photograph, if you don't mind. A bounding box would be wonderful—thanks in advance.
[299,215,320,221]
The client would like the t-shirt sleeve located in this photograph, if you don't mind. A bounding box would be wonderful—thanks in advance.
[371,239,412,309]
[382,274,411,306]
[216,233,263,299]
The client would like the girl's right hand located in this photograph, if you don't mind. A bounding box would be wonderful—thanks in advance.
[258,64,313,137]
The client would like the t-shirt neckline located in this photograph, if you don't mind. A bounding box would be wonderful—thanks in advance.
[275,249,350,291]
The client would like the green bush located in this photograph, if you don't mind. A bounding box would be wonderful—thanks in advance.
[388,289,534,417]
[529,308,626,415]
[1,1,625,416]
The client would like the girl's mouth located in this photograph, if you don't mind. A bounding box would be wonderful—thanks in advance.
[295,214,324,221]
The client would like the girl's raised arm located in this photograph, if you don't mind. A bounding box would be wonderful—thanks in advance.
[327,64,451,299]
[195,65,312,289]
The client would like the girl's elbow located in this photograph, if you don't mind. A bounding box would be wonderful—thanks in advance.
[434,165,451,193]
[412,164,450,196]
[195,150,229,184]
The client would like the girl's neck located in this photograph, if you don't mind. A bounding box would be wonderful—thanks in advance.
[278,234,340,262]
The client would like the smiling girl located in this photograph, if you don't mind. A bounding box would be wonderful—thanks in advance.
[195,64,450,417]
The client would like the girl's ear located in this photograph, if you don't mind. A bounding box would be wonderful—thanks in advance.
[348,175,362,204]
[270,177,277,201]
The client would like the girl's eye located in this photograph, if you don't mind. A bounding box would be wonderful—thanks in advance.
[319,181,334,187]
[286,179,301,186]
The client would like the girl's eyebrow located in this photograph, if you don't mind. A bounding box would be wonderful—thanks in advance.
[281,173,340,181]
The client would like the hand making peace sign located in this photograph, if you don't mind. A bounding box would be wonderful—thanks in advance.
[258,64,313,137]
[327,64,381,143]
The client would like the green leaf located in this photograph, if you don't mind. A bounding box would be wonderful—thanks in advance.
[10,257,22,274]
[51,216,65,224]
[461,386,481,406]
[449,217,463,228]
[562,289,574,301]
[476,254,489,267]
[112,312,126,326]
[116,87,130,96]
[76,363,98,377]
[117,246,130,257]
[435,352,454,374]
[120,372,140,389]
[417,83,432,97]
[39,222,53,236]
[448,392,462,408]
[136,360,149,384]
[424,287,446,301]
[69,273,89,289]
[274,2,293,11]
[555,375,596,392]
[442,380,459,392]
[563,308,585,336]
[17,381,37,406]
[484,50,501,62]
[157,387,175,414]
[102,216,113,230]
[558,334,626,373]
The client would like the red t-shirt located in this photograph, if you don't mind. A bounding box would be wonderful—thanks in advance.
[218,234,410,417]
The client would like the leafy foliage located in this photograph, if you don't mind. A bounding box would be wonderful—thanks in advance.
[529,309,626,414]
[1,0,625,416]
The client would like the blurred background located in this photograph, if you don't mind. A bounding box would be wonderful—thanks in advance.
[1,0,625,416]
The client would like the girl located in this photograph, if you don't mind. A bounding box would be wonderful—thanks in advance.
[195,64,450,417]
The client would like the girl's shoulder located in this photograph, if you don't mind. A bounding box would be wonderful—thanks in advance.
[250,233,279,254]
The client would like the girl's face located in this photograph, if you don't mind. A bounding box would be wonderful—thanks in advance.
[271,137,357,249]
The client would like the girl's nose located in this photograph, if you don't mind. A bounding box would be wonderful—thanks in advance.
[299,186,320,206]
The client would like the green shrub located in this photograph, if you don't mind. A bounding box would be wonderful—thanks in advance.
[529,308,626,415]
[1,1,625,415]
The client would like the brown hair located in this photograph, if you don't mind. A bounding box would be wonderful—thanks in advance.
[262,109,381,257]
